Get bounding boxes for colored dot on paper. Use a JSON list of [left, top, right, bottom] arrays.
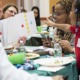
[[27, 27, 29, 29], [28, 30, 30, 33], [24, 14, 26, 18], [21, 24, 24, 28], [26, 23, 28, 26]]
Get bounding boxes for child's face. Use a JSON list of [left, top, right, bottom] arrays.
[[69, 1, 76, 25], [53, 4, 68, 24]]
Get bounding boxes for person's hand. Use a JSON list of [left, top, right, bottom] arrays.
[[18, 36, 27, 45], [59, 40, 73, 53], [0, 2, 3, 18], [52, 75, 64, 80], [42, 38, 51, 47], [45, 18, 55, 27], [42, 37, 52, 47]]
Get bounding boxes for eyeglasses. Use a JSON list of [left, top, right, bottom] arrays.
[[52, 12, 65, 17], [7, 10, 17, 15]]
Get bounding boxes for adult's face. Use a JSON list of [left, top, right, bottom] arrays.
[[3, 6, 17, 19], [53, 4, 68, 24]]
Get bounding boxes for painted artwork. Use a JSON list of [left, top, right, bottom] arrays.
[[1, 11, 37, 45]]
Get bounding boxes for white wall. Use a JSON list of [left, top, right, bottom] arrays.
[[17, 0, 21, 12], [32, 0, 39, 6], [24, 0, 33, 11], [39, 0, 49, 17], [24, 0, 50, 17]]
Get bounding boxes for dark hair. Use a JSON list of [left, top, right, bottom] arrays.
[[31, 6, 40, 19], [3, 3, 18, 13], [31, 6, 41, 26], [56, 0, 73, 40], [21, 9, 27, 13]]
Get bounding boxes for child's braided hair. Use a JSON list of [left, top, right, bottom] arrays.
[[56, 0, 73, 14]]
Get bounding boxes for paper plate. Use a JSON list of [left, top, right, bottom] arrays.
[[4, 45, 14, 50], [26, 53, 40, 59], [34, 57, 75, 67]]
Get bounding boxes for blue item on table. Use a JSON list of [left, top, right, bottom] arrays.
[[33, 64, 40, 69], [23, 63, 34, 70], [16, 64, 22, 68]]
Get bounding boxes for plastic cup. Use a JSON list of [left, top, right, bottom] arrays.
[[53, 49, 62, 57], [37, 26, 42, 32], [8, 52, 26, 64]]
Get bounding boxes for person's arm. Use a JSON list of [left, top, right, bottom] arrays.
[[59, 40, 75, 53], [45, 19, 71, 32], [18, 36, 27, 45]]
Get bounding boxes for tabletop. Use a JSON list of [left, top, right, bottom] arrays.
[[25, 55, 78, 80], [7, 46, 78, 80]]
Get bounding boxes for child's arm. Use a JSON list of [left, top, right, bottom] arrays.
[[45, 19, 71, 32]]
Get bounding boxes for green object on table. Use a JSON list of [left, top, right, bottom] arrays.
[[37, 26, 42, 32], [8, 53, 26, 64]]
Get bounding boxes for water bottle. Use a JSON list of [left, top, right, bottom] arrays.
[[54, 43, 62, 57], [19, 40, 26, 52]]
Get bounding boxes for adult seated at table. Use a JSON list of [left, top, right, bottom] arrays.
[[1, 3, 18, 19]]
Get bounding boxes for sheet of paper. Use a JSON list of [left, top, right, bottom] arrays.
[[2, 11, 37, 46], [38, 66, 65, 72], [2, 17, 20, 45], [15, 12, 38, 38], [26, 11, 38, 37], [14, 13, 28, 37]]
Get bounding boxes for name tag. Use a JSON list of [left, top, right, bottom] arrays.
[[77, 38, 80, 48]]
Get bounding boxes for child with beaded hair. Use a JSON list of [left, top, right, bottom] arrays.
[[45, 0, 80, 72], [42, 0, 74, 52]]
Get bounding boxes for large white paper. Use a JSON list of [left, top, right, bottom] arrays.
[[14, 12, 37, 38], [2, 17, 20, 45], [1, 11, 37, 46], [0, 21, 4, 44]]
